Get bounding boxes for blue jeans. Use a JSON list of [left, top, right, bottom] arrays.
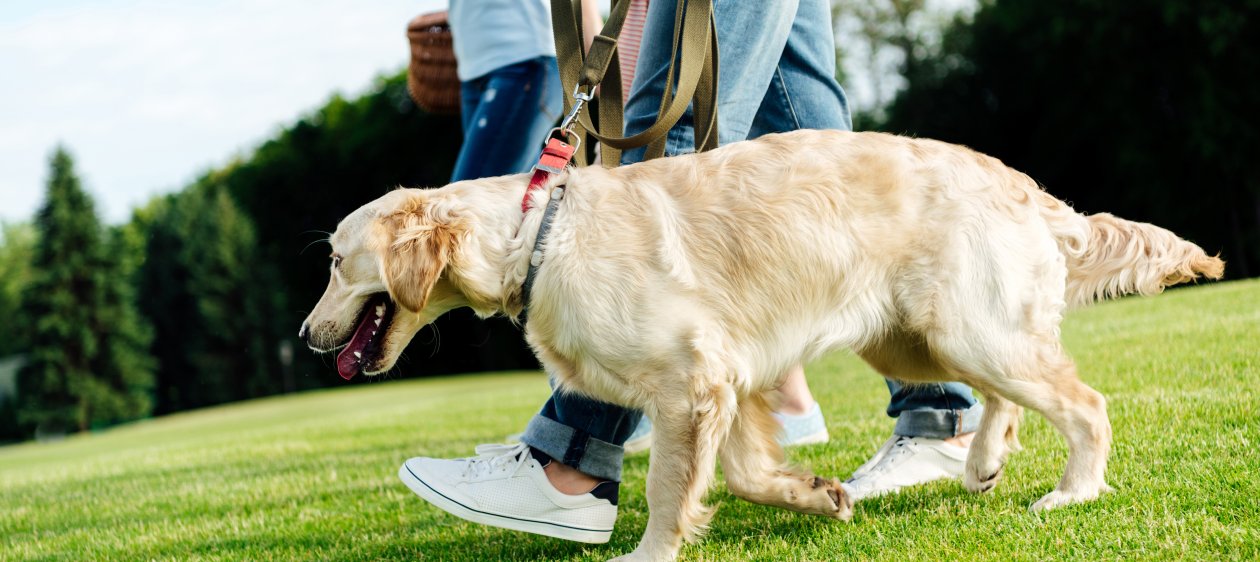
[[887, 380, 980, 439], [450, 56, 562, 182], [520, 0, 978, 481], [622, 0, 851, 161]]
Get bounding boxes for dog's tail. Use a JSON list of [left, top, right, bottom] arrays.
[[1040, 197, 1225, 307]]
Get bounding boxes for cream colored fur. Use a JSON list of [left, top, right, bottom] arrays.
[[302, 130, 1223, 562]]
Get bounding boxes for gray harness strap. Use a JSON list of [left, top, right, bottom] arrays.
[[521, 185, 566, 323]]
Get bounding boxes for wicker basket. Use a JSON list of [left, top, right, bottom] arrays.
[[407, 11, 460, 115]]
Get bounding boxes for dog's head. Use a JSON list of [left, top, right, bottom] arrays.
[[299, 188, 468, 380]]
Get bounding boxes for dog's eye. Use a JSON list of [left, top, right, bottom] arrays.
[[331, 254, 342, 269]]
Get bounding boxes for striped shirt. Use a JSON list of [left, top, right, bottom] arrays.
[[617, 0, 650, 104]]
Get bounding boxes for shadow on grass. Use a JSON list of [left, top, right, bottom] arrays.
[[397, 525, 637, 561]]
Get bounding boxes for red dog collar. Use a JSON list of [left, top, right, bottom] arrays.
[[522, 137, 578, 212]]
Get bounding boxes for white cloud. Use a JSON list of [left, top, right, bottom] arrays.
[[0, 0, 444, 224]]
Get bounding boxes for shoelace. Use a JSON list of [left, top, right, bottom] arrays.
[[461, 442, 533, 480], [865, 436, 917, 477]]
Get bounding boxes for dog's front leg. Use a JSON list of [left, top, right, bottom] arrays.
[[612, 387, 737, 562], [718, 394, 852, 520]]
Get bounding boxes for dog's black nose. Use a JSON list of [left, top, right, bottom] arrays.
[[298, 322, 310, 344]]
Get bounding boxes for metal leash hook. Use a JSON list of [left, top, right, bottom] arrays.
[[546, 84, 595, 151], [561, 85, 595, 132]]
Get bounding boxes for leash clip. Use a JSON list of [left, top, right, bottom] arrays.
[[522, 86, 586, 213], [559, 85, 595, 133]]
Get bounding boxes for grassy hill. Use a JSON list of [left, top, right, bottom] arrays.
[[3, 280, 1258, 561]]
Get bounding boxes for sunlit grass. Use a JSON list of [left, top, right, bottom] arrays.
[[3, 279, 1258, 561]]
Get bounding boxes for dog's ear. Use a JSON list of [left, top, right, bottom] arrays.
[[376, 196, 462, 312]]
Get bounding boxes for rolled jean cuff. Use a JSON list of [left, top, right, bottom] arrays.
[[520, 414, 625, 482], [893, 402, 984, 439]]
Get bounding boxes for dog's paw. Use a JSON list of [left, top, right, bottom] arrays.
[[963, 460, 1004, 494], [1029, 485, 1108, 512], [807, 476, 853, 521]]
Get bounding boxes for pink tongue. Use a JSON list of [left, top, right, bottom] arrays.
[[335, 306, 380, 380], [335, 347, 361, 380]]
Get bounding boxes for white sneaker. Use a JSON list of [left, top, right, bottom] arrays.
[[842, 435, 968, 501], [399, 442, 618, 543], [772, 402, 830, 446]]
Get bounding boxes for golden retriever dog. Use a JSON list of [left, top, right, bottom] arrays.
[[300, 130, 1222, 561]]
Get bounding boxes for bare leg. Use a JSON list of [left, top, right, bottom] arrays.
[[776, 363, 816, 416], [543, 461, 602, 494]]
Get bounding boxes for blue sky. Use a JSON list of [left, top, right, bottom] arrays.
[[1, 0, 444, 224]]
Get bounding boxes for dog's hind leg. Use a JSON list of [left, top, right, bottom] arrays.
[[1012, 363, 1113, 511], [620, 382, 738, 562], [947, 340, 1112, 511], [963, 393, 1022, 494], [718, 393, 852, 520]]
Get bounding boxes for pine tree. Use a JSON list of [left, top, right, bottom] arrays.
[[86, 226, 155, 427], [16, 147, 154, 435], [136, 181, 280, 413]]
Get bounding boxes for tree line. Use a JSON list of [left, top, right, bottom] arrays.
[[0, 0, 1254, 442]]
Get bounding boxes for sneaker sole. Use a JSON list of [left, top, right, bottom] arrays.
[[782, 428, 830, 447], [398, 463, 613, 544]]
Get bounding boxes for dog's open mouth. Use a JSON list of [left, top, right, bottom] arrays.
[[335, 293, 394, 380]]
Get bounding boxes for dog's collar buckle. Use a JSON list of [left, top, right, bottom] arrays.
[[522, 138, 578, 212]]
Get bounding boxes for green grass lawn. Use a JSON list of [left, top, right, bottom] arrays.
[[3, 280, 1258, 561]]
